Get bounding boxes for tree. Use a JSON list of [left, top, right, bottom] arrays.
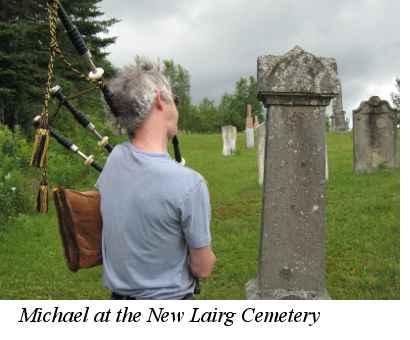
[[247, 76, 264, 124], [218, 93, 235, 127], [194, 98, 219, 133], [0, 0, 47, 130], [217, 76, 263, 130], [163, 59, 192, 132], [0, 0, 118, 132], [391, 77, 400, 125]]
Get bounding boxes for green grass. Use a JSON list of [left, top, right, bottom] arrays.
[[0, 132, 399, 299]]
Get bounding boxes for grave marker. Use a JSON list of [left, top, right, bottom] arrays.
[[353, 96, 397, 173], [246, 46, 337, 299]]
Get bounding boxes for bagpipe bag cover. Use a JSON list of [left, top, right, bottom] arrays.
[[53, 188, 102, 271]]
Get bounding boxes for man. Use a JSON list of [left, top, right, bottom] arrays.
[[96, 60, 216, 300]]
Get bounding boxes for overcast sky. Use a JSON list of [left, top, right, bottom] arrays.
[[98, 0, 400, 121]]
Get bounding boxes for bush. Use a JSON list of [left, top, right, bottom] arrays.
[[0, 125, 33, 228], [0, 99, 112, 230]]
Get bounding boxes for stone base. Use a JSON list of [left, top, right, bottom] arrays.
[[245, 279, 331, 300]]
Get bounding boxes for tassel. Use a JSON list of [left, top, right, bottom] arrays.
[[30, 128, 50, 168], [36, 180, 49, 213]]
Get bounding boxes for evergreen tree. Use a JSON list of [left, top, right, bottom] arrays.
[[0, 0, 118, 132], [0, 0, 47, 130]]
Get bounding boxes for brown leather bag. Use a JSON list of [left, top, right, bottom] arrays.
[[53, 187, 102, 272]]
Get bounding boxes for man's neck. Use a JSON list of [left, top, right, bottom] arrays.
[[131, 126, 168, 154]]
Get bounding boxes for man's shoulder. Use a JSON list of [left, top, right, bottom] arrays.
[[102, 141, 127, 166], [165, 162, 206, 193], [110, 141, 129, 158]]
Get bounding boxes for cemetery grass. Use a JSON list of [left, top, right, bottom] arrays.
[[0, 132, 399, 299]]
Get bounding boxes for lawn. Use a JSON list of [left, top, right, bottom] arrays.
[[0, 131, 400, 299]]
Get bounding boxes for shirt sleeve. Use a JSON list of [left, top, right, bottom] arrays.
[[95, 173, 102, 191], [180, 179, 212, 249]]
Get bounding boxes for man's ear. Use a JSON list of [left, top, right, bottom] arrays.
[[153, 90, 164, 111]]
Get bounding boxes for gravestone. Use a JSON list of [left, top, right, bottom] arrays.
[[221, 125, 237, 156], [330, 78, 348, 132], [353, 96, 397, 173], [246, 46, 337, 300], [322, 105, 331, 181], [256, 121, 320, 185], [245, 104, 255, 148], [325, 143, 329, 181], [256, 122, 266, 186]]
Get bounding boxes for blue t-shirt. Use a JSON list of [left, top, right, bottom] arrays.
[[95, 141, 211, 299]]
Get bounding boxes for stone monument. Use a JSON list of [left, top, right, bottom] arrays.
[[353, 96, 397, 173], [330, 78, 348, 132], [321, 105, 330, 181], [325, 143, 329, 181], [246, 46, 337, 300], [245, 104, 255, 148], [221, 125, 237, 156], [256, 122, 266, 186]]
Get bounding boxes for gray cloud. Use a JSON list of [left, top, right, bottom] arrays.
[[99, 0, 400, 120]]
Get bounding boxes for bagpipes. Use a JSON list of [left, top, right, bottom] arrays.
[[29, 0, 197, 285], [30, 0, 184, 211]]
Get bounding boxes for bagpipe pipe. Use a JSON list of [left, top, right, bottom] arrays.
[[29, 0, 200, 293], [36, 0, 183, 167]]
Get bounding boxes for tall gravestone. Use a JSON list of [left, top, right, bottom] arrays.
[[321, 105, 331, 181], [256, 121, 322, 185], [246, 46, 337, 300], [331, 78, 348, 132], [353, 96, 397, 173], [245, 104, 255, 148], [256, 122, 266, 186], [325, 143, 329, 181], [221, 125, 237, 156]]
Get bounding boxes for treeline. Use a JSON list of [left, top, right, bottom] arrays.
[[163, 59, 264, 133], [1, 0, 263, 137]]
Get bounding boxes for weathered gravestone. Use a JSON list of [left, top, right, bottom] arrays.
[[221, 125, 237, 156], [256, 122, 266, 186], [246, 46, 337, 299], [245, 104, 255, 148], [256, 121, 325, 185], [321, 104, 331, 181], [325, 143, 329, 181], [353, 96, 397, 173], [330, 78, 348, 132]]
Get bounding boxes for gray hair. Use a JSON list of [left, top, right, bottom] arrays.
[[108, 58, 174, 139]]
